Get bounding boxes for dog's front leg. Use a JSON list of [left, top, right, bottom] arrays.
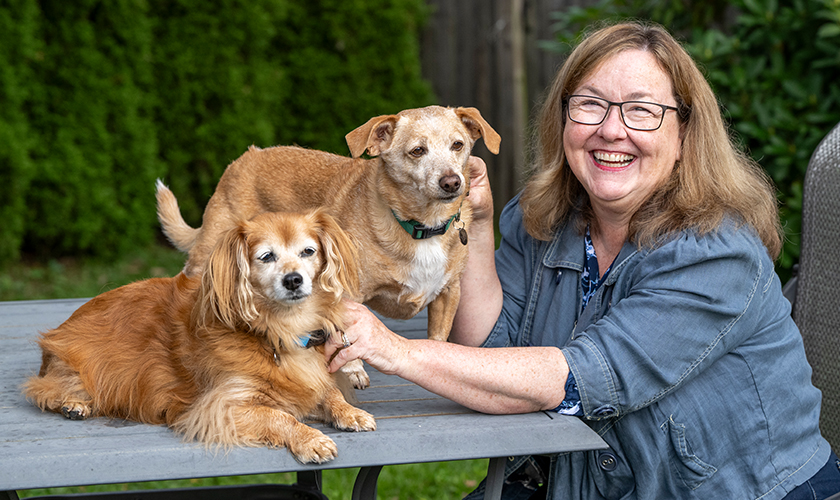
[[426, 281, 462, 341], [340, 359, 370, 390], [232, 405, 339, 464], [320, 386, 376, 432]]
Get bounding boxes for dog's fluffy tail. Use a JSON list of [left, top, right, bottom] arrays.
[[155, 179, 200, 253]]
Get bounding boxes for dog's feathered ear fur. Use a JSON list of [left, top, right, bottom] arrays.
[[311, 210, 360, 302], [345, 114, 399, 158], [197, 223, 258, 330], [454, 107, 501, 155]]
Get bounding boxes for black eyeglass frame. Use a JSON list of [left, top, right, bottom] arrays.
[[565, 94, 680, 131]]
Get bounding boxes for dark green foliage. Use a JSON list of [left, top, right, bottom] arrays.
[[148, 0, 292, 224], [1, 1, 43, 263], [273, 0, 432, 153], [20, 0, 159, 259], [0, 0, 433, 264], [544, 0, 840, 281]]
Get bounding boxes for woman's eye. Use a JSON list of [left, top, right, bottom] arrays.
[[628, 105, 656, 116], [579, 99, 604, 109], [300, 247, 316, 257], [259, 252, 276, 263], [451, 141, 464, 151], [409, 146, 427, 157]]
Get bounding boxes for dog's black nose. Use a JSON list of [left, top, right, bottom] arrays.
[[282, 272, 304, 291], [439, 175, 461, 193]]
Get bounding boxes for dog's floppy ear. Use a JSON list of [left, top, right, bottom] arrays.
[[454, 107, 501, 155], [345, 114, 399, 158], [311, 210, 360, 301], [198, 223, 258, 330]]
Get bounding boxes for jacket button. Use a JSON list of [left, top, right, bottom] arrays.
[[598, 452, 617, 471]]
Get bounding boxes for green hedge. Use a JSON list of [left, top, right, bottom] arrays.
[[0, 1, 40, 264], [0, 0, 433, 265], [545, 0, 840, 281]]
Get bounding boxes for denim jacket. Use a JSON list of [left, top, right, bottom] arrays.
[[480, 196, 829, 500]]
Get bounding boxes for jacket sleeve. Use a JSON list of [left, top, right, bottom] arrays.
[[561, 224, 774, 418]]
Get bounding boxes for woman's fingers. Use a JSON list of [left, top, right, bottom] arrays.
[[326, 300, 406, 376], [467, 156, 494, 222]]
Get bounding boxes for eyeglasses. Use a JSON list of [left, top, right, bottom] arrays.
[[566, 95, 679, 131]]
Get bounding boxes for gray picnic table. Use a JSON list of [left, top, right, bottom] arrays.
[[0, 298, 607, 499]]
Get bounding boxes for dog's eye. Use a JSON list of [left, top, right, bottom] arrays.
[[409, 146, 426, 157], [258, 252, 276, 263], [300, 247, 316, 257], [452, 141, 464, 151]]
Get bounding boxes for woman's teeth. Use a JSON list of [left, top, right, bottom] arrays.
[[594, 152, 635, 167]]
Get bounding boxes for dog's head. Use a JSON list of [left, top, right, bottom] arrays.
[[345, 106, 500, 203], [198, 210, 359, 331]]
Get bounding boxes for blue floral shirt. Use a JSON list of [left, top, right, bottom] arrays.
[[555, 226, 610, 416]]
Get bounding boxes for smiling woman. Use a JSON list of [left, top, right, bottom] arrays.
[[323, 20, 840, 500], [560, 48, 683, 266]]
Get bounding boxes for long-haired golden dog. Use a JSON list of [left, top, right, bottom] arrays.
[[23, 210, 375, 464]]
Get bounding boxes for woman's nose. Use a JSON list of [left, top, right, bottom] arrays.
[[598, 105, 628, 140]]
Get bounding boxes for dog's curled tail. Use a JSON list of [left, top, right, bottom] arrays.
[[155, 179, 200, 253]]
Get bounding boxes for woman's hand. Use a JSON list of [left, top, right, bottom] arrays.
[[325, 300, 408, 376], [467, 156, 494, 224]]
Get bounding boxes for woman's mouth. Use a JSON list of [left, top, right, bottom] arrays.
[[593, 151, 635, 169]]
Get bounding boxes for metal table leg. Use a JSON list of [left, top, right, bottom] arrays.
[[352, 465, 384, 500], [483, 457, 506, 500]]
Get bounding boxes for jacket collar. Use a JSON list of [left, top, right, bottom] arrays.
[[541, 215, 638, 285]]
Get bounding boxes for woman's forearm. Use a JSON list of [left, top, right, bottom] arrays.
[[326, 302, 568, 415], [449, 216, 503, 347], [449, 155, 503, 347], [394, 339, 568, 414]]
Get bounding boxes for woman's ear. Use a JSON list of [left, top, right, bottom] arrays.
[[313, 210, 360, 301], [199, 224, 257, 329]]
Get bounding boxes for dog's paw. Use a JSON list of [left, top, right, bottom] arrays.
[[347, 370, 370, 390], [334, 408, 376, 433], [340, 359, 370, 390], [288, 428, 338, 464], [60, 402, 90, 420]]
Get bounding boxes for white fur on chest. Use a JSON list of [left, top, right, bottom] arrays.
[[402, 238, 449, 306]]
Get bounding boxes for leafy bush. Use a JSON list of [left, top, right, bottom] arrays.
[[19, 0, 159, 260], [0, 1, 40, 263], [0, 0, 433, 265], [543, 0, 840, 281]]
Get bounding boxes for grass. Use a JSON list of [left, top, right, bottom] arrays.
[[0, 243, 187, 302], [4, 244, 488, 499]]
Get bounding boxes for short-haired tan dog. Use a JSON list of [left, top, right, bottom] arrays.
[[156, 106, 500, 388]]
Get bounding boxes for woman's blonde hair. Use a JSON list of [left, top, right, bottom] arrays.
[[520, 21, 782, 258]]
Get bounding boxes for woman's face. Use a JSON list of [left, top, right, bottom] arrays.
[[563, 49, 682, 220]]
